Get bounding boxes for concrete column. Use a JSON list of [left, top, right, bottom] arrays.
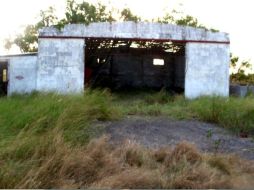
[[185, 42, 230, 99], [37, 38, 85, 93]]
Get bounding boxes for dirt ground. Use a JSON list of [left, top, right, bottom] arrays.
[[95, 116, 254, 160]]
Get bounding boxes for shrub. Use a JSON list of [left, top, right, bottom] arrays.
[[190, 97, 254, 135]]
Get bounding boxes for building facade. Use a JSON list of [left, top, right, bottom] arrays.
[[0, 22, 230, 98]]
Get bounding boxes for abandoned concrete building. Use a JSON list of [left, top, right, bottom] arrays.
[[0, 22, 230, 98]]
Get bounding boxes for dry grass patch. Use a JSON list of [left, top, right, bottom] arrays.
[[94, 168, 162, 189], [164, 142, 202, 166], [1, 134, 253, 189]]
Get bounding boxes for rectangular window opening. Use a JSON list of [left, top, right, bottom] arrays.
[[3, 69, 7, 82], [153, 58, 164, 66]]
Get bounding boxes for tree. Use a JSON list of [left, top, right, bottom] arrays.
[[120, 8, 140, 22], [5, 0, 215, 53], [157, 9, 219, 32], [5, 0, 116, 52], [57, 0, 115, 27], [5, 7, 58, 53], [230, 53, 254, 85]]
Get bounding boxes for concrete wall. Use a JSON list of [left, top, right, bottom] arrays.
[[8, 55, 37, 94], [39, 22, 230, 97], [185, 43, 230, 99], [40, 22, 229, 43], [37, 38, 85, 93]]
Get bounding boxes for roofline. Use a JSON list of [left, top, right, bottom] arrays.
[[39, 36, 230, 44], [0, 52, 38, 58]]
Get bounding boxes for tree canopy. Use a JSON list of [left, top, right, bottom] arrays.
[[230, 54, 254, 85], [5, 0, 216, 53]]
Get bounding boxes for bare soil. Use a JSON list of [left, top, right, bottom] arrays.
[[95, 116, 254, 160]]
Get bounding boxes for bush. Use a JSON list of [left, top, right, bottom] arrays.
[[190, 97, 254, 135]]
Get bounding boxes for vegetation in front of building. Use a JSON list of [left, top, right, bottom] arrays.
[[114, 90, 254, 135], [0, 90, 254, 188], [1, 135, 253, 189]]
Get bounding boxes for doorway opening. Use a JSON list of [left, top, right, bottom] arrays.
[[0, 61, 8, 96], [84, 38, 185, 94]]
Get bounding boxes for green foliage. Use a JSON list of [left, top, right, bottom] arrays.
[[144, 89, 174, 104], [230, 53, 254, 85], [230, 53, 239, 68], [5, 7, 58, 52], [230, 73, 254, 85], [113, 91, 254, 135], [0, 91, 254, 188], [1, 90, 253, 149], [175, 15, 204, 28], [5, 0, 215, 53], [5, 1, 116, 52], [121, 8, 141, 22], [0, 90, 122, 187], [0, 91, 120, 148], [157, 13, 174, 24], [12, 25, 38, 53], [189, 96, 254, 135], [230, 53, 252, 74], [157, 10, 219, 32], [58, 0, 115, 27]]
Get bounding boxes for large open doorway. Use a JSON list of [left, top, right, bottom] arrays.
[[0, 61, 8, 96], [84, 38, 185, 93]]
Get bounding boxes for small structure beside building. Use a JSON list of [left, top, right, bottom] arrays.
[[230, 84, 254, 97], [0, 22, 230, 98]]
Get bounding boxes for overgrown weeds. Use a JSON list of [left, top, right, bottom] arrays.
[[0, 90, 254, 188], [1, 136, 254, 188], [113, 90, 254, 135], [189, 96, 254, 135]]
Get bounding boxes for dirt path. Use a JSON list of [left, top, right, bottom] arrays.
[[95, 116, 254, 160]]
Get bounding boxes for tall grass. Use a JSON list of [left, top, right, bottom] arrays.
[[0, 90, 122, 188], [0, 90, 120, 146], [1, 136, 254, 188], [113, 90, 254, 135], [189, 96, 254, 135], [0, 90, 254, 188]]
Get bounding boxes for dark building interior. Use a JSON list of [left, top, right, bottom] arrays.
[[0, 61, 8, 96], [85, 38, 185, 92]]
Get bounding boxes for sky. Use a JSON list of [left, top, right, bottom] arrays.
[[0, 0, 253, 66]]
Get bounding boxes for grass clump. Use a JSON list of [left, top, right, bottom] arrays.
[[0, 90, 120, 147], [0, 90, 121, 188], [1, 136, 253, 188], [0, 89, 254, 188], [164, 142, 202, 166], [189, 96, 254, 135], [144, 89, 174, 104], [113, 91, 254, 135]]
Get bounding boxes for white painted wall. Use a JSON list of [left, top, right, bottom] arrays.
[[39, 22, 230, 97], [8, 56, 37, 94], [185, 43, 230, 99], [0, 23, 230, 97], [37, 38, 85, 93], [40, 22, 229, 42]]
